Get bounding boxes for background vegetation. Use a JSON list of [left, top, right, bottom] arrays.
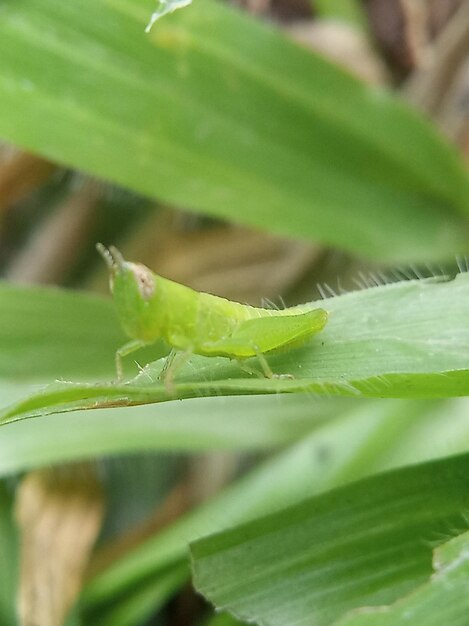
[[1, 1, 469, 624]]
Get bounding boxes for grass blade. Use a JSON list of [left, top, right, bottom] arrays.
[[0, 283, 124, 381], [3, 274, 469, 424], [0, 0, 468, 259], [0, 395, 342, 476], [191, 453, 469, 626]]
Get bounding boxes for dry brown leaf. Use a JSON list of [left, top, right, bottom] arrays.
[[154, 228, 318, 305], [270, 0, 312, 21], [235, 0, 271, 15], [400, 0, 432, 69], [7, 179, 101, 284], [287, 19, 388, 84], [16, 465, 104, 626], [403, 2, 469, 146], [437, 59, 469, 154], [0, 148, 55, 214], [365, 0, 462, 75]]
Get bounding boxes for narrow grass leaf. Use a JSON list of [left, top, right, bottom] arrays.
[[3, 274, 469, 424], [0, 0, 468, 259], [191, 453, 469, 626], [83, 410, 391, 608], [83, 398, 469, 612], [0, 395, 343, 476], [0, 483, 18, 626], [84, 564, 188, 626], [0, 283, 124, 381]]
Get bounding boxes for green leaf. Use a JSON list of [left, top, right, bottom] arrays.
[[83, 408, 387, 609], [3, 273, 469, 425], [336, 531, 469, 626], [84, 564, 188, 626], [0, 394, 342, 476], [0, 282, 124, 381], [83, 397, 469, 613], [0, 483, 18, 626], [361, 397, 469, 475], [204, 613, 246, 626], [314, 0, 367, 29], [191, 453, 469, 626], [0, 0, 468, 260]]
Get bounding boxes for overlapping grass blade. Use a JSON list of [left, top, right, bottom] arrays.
[[0, 395, 343, 476], [0, 283, 124, 381], [83, 398, 469, 617], [0, 0, 468, 259], [191, 453, 469, 626]]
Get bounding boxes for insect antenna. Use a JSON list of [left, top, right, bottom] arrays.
[[96, 243, 115, 270], [96, 243, 128, 277], [108, 245, 126, 270]]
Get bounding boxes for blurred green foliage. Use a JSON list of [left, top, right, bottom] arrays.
[[1, 1, 469, 625]]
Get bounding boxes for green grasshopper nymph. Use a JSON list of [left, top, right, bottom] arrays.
[[97, 244, 328, 383]]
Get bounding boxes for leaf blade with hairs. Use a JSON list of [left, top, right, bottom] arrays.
[[2, 274, 469, 424]]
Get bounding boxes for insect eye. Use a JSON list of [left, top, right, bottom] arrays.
[[131, 263, 155, 300]]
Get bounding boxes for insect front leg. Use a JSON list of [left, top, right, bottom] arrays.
[[115, 340, 147, 381]]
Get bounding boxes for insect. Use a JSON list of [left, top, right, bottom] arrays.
[[97, 244, 328, 383]]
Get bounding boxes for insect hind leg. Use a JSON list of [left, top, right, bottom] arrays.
[[239, 345, 294, 380], [158, 348, 193, 393]]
